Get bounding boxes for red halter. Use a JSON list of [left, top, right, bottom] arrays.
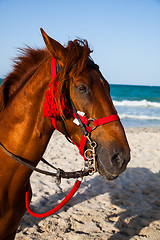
[[25, 57, 120, 218], [48, 57, 120, 160], [52, 113, 119, 159]]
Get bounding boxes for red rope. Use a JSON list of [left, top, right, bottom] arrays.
[[25, 180, 81, 218]]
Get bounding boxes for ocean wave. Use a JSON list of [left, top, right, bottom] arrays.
[[113, 99, 160, 108], [120, 114, 160, 120]]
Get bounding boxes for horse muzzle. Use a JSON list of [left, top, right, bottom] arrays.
[[96, 142, 130, 180]]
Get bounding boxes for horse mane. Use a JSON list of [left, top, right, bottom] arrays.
[[0, 39, 92, 116], [0, 47, 50, 112]]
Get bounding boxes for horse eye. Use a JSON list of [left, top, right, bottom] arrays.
[[76, 85, 87, 93]]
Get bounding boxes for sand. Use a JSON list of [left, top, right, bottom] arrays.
[[15, 127, 160, 240]]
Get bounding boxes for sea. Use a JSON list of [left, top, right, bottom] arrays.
[[0, 78, 159, 127], [110, 84, 160, 127]]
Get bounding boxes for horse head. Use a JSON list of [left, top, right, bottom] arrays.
[[41, 29, 130, 180]]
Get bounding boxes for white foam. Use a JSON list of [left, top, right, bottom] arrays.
[[113, 100, 160, 108], [120, 114, 160, 120]]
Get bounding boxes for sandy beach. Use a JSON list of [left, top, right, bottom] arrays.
[[15, 127, 160, 240]]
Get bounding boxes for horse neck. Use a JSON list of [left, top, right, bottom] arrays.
[[0, 58, 54, 166]]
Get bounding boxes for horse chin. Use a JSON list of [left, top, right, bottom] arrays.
[[98, 168, 119, 181], [96, 156, 119, 180]]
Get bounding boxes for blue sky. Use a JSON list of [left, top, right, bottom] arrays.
[[0, 0, 160, 86]]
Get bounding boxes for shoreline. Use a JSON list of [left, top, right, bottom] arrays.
[[16, 126, 160, 240], [125, 125, 160, 133]]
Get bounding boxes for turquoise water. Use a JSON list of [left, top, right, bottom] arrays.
[[0, 78, 159, 127], [110, 84, 160, 127]]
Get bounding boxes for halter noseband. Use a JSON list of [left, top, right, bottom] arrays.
[[52, 58, 120, 174]]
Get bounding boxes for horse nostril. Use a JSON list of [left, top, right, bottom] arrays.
[[111, 153, 124, 168]]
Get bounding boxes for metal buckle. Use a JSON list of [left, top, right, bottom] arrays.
[[88, 118, 97, 131], [84, 141, 97, 174]]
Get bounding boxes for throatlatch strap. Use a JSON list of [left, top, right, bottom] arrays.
[[25, 180, 81, 218]]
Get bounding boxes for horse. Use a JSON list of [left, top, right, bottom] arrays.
[[0, 28, 130, 239]]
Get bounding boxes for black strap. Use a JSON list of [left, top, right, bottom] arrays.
[[0, 142, 92, 179], [41, 157, 57, 170], [69, 98, 88, 137], [56, 58, 98, 139], [60, 119, 73, 144]]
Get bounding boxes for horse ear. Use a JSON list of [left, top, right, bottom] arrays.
[[40, 28, 67, 61]]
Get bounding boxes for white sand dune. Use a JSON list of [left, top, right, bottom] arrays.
[[16, 127, 160, 240]]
